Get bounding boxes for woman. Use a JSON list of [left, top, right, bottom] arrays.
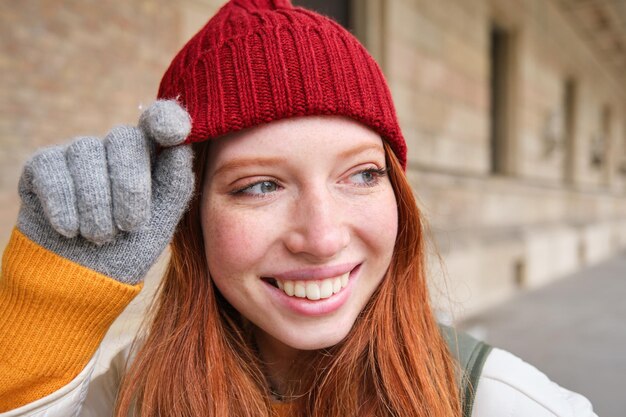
[[0, 1, 596, 416]]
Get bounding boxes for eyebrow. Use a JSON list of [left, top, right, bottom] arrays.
[[212, 157, 287, 177], [212, 142, 385, 177], [337, 142, 385, 160]]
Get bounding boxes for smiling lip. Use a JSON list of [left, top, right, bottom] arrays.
[[270, 263, 358, 281], [262, 264, 361, 316], [264, 263, 355, 300]]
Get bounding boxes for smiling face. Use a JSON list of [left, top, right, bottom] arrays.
[[200, 116, 398, 354]]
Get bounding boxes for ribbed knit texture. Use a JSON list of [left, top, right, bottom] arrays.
[[158, 0, 407, 168], [0, 229, 142, 412]]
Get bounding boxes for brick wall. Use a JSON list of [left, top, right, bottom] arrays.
[[0, 0, 223, 250], [401, 0, 623, 182], [373, 0, 626, 315], [379, 0, 626, 231]]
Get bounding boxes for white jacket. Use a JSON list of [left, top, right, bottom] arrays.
[[0, 334, 597, 417]]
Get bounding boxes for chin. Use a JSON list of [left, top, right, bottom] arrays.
[[276, 323, 354, 351]]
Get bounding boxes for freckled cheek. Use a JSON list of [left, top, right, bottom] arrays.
[[376, 213, 399, 261], [201, 207, 276, 280], [350, 193, 399, 254]]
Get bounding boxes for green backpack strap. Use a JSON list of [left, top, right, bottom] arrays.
[[439, 324, 493, 417]]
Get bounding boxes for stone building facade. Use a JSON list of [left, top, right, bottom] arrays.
[[368, 0, 626, 317], [1, 0, 625, 319]]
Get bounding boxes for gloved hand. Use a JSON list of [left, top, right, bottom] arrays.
[[16, 100, 195, 285]]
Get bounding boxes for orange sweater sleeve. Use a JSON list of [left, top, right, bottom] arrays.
[[0, 228, 142, 412]]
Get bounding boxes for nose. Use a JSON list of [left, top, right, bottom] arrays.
[[283, 186, 350, 260]]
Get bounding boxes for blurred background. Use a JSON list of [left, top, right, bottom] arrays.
[[1, 0, 625, 415]]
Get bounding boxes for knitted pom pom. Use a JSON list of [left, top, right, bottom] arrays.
[[138, 100, 191, 147]]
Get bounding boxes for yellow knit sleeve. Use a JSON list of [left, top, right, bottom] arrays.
[[0, 228, 143, 412]]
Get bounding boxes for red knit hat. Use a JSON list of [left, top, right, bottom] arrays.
[[158, 0, 407, 168]]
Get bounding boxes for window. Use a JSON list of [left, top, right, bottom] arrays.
[[600, 105, 612, 185], [293, 0, 352, 30], [563, 78, 577, 184], [489, 24, 516, 175]]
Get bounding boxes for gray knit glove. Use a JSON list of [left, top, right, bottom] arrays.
[[16, 100, 194, 285]]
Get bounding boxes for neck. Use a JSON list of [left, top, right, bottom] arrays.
[[254, 331, 304, 399]]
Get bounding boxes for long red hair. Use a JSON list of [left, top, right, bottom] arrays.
[[115, 139, 460, 417]]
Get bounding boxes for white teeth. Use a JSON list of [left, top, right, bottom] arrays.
[[320, 280, 333, 299], [294, 281, 306, 298], [283, 280, 294, 296], [273, 272, 350, 300], [341, 273, 349, 287], [306, 282, 321, 300]]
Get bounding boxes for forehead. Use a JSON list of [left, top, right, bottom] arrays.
[[206, 115, 384, 166]]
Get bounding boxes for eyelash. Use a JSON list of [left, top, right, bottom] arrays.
[[229, 167, 389, 198], [350, 167, 389, 187], [230, 179, 282, 198]]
